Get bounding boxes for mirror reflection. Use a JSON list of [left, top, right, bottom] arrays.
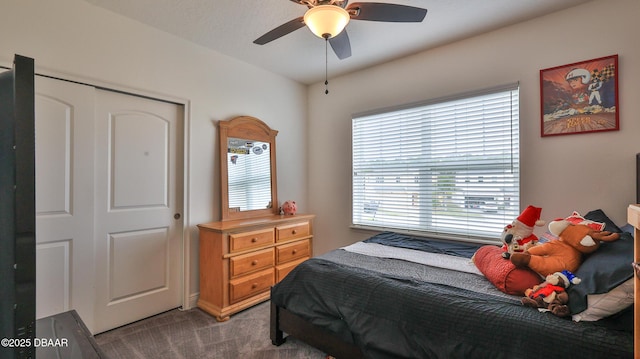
[[227, 137, 272, 212], [219, 116, 278, 221]]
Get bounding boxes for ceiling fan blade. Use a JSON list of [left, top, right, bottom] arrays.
[[329, 30, 352, 60], [347, 2, 427, 22], [253, 17, 306, 45]]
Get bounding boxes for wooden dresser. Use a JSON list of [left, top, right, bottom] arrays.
[[197, 214, 314, 321], [626, 204, 639, 359]]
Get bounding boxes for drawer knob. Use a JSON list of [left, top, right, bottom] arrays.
[[251, 237, 258, 243], [292, 249, 298, 254], [251, 260, 258, 266], [251, 283, 258, 289], [292, 230, 297, 235]]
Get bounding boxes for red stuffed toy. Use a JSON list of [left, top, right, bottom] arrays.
[[521, 270, 581, 317], [500, 205, 545, 259]]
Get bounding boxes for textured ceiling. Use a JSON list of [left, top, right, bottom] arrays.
[[83, 0, 593, 85]]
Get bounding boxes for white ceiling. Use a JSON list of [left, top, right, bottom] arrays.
[[83, 0, 593, 85]]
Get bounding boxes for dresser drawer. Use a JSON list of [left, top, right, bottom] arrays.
[[230, 248, 274, 278], [230, 228, 274, 252], [276, 239, 310, 264], [276, 221, 310, 242], [229, 268, 274, 304]]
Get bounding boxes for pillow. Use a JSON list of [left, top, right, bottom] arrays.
[[619, 223, 635, 237], [567, 231, 634, 316], [472, 245, 542, 296], [583, 209, 622, 233], [571, 278, 633, 322]]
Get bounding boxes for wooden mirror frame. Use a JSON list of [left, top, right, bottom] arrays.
[[219, 116, 278, 221]]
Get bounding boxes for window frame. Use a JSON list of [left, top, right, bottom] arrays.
[[350, 83, 520, 243]]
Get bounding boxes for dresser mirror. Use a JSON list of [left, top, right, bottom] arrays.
[[219, 116, 278, 221]]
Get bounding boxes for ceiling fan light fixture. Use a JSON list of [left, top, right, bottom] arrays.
[[304, 5, 350, 39]]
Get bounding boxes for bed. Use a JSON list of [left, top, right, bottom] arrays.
[[270, 214, 634, 359]]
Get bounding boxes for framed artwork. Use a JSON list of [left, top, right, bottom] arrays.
[[540, 54, 618, 137]]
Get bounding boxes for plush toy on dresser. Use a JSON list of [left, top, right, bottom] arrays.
[[281, 200, 297, 215], [510, 219, 620, 276], [500, 205, 545, 259], [521, 270, 581, 317]]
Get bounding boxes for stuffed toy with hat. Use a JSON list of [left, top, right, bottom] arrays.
[[521, 270, 581, 317], [500, 205, 545, 259], [510, 219, 620, 276]]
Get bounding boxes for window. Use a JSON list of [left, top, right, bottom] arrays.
[[352, 84, 519, 242]]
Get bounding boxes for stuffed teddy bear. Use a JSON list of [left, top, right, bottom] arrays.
[[500, 205, 545, 259], [521, 270, 581, 317], [510, 219, 620, 276]]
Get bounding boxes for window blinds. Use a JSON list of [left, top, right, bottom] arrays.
[[352, 84, 519, 241]]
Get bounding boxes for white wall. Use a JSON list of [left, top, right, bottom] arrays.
[[307, 0, 640, 254], [0, 0, 308, 302]]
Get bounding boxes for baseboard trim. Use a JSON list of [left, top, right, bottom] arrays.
[[182, 292, 199, 310]]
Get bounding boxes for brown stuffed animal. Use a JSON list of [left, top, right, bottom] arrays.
[[510, 220, 619, 277], [521, 270, 581, 317]]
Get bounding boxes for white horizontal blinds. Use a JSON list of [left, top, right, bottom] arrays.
[[227, 139, 272, 211], [352, 85, 520, 240]]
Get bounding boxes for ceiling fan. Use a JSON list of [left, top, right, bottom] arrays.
[[253, 0, 428, 60]]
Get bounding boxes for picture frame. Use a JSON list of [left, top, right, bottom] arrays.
[[540, 54, 618, 137]]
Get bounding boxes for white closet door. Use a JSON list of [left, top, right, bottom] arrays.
[[34, 77, 97, 330], [92, 89, 183, 334], [34, 77, 184, 334]]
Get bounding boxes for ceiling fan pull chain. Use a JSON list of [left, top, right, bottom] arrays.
[[324, 37, 329, 95]]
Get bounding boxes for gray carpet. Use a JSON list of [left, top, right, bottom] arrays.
[[94, 301, 327, 359]]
